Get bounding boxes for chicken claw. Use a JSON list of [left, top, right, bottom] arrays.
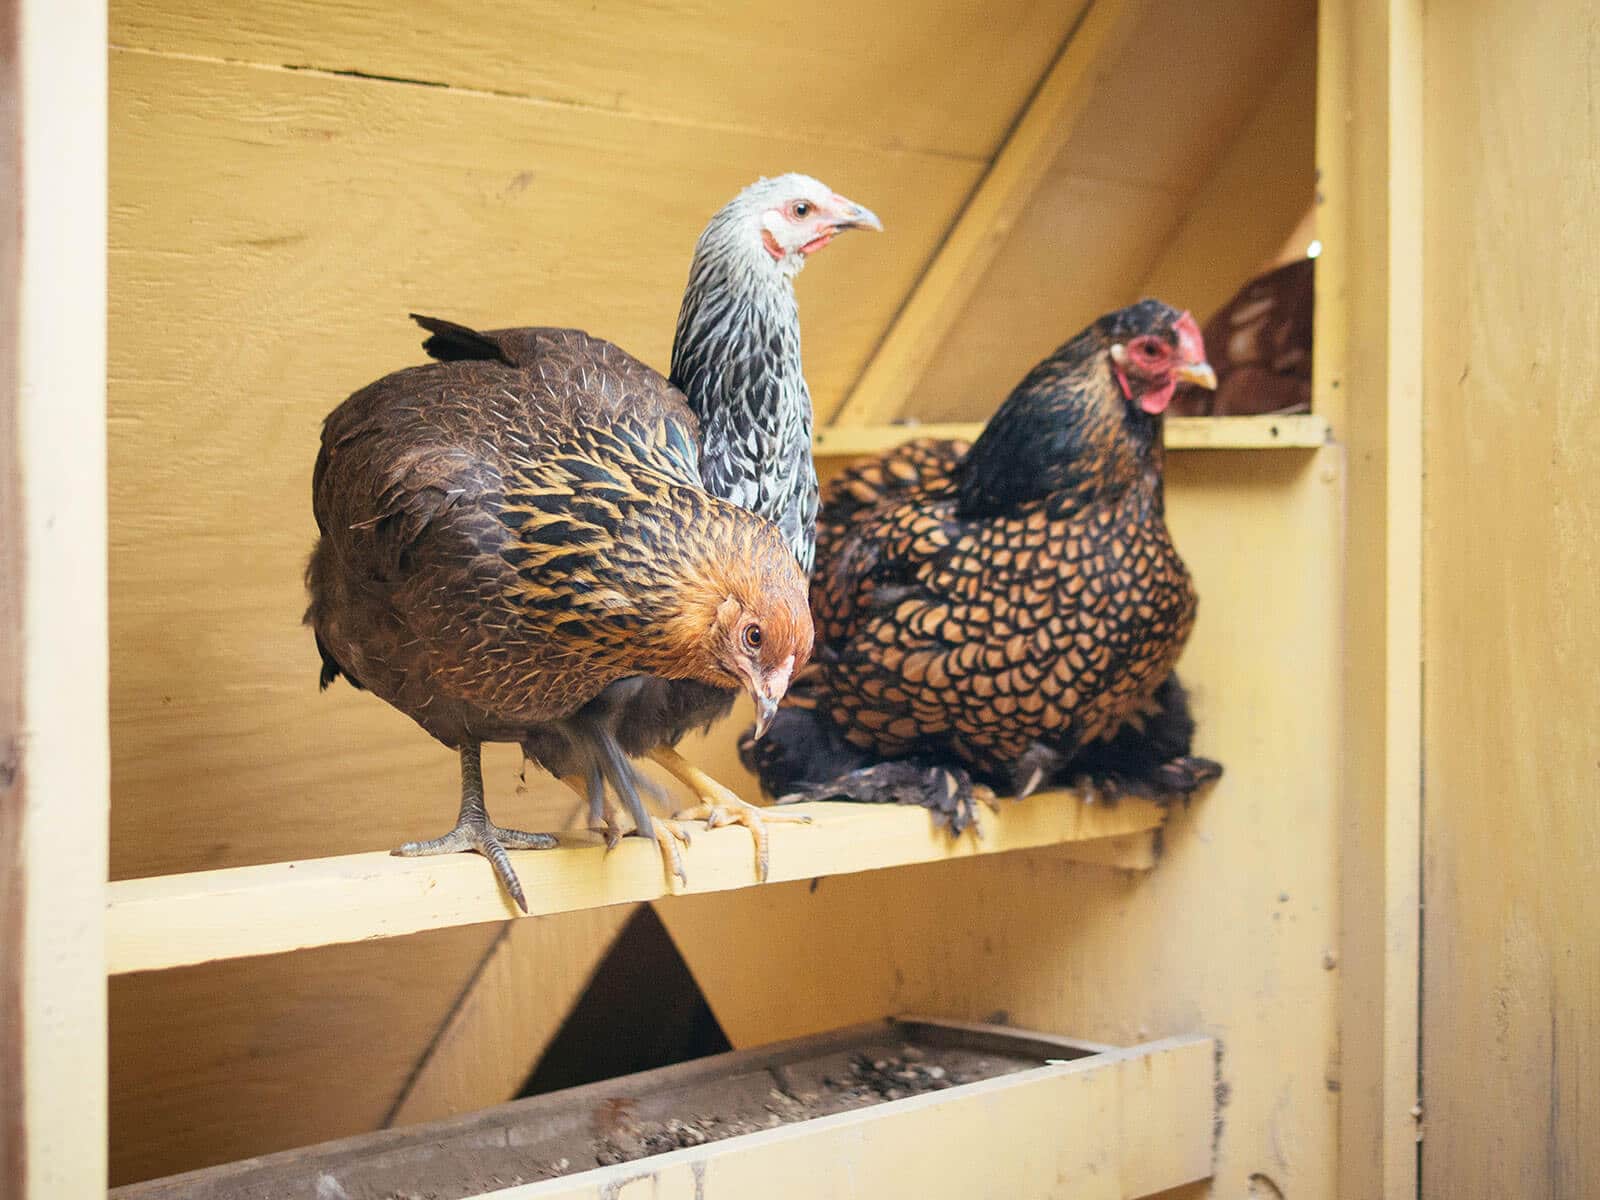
[[650, 746, 811, 882], [394, 743, 557, 913], [650, 816, 694, 887]]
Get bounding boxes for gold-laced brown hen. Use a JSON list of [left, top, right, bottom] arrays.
[[306, 324, 812, 909], [742, 300, 1221, 831]]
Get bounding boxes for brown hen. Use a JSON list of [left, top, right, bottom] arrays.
[[306, 323, 812, 908], [743, 300, 1222, 831]]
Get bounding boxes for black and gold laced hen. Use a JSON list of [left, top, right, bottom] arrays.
[[307, 321, 812, 909], [742, 300, 1223, 832]]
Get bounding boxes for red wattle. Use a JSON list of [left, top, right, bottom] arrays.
[[1140, 382, 1176, 415]]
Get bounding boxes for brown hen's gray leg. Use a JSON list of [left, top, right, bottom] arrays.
[[393, 742, 557, 913]]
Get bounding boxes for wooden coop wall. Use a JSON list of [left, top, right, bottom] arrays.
[[1419, 0, 1600, 1195], [104, 1, 1343, 1196]]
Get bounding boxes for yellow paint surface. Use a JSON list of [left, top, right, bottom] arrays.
[[1420, 0, 1600, 1193]]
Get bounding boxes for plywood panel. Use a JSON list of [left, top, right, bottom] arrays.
[[663, 448, 1345, 1199], [1420, 0, 1600, 1195], [388, 906, 636, 1129], [110, 923, 502, 1185], [107, 48, 975, 881], [111, 0, 1085, 162], [1138, 19, 1317, 324], [911, 0, 1316, 424]]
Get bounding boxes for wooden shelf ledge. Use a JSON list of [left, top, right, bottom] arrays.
[[813, 412, 1330, 458], [107, 793, 1165, 975]]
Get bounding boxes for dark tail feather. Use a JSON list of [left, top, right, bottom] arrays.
[[410, 313, 514, 365], [312, 629, 361, 692]]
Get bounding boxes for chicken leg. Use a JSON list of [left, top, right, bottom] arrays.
[[394, 742, 557, 913], [562, 772, 692, 885], [650, 746, 811, 882]]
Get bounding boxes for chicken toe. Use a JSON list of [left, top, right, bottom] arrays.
[[393, 743, 557, 913], [650, 816, 693, 887], [650, 746, 810, 882]]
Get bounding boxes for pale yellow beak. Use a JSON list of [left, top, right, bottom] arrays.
[[1175, 361, 1218, 390]]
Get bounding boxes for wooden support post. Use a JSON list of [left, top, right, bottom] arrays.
[[825, 0, 1144, 427], [0, 0, 111, 1196], [1317, 1, 1423, 1196]]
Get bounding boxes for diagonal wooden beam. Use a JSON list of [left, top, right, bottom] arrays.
[[384, 904, 637, 1129], [826, 0, 1144, 427]]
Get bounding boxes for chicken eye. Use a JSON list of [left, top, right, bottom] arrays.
[[742, 624, 763, 651], [1137, 337, 1168, 359], [790, 200, 813, 220]]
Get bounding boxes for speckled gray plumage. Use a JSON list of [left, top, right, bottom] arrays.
[[670, 236, 818, 574], [604, 180, 827, 758]]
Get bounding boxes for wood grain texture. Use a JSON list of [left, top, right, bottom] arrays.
[[1420, 0, 1600, 1195], [909, 0, 1316, 425], [110, 923, 502, 1185], [663, 449, 1345, 1199], [109, 795, 1168, 974], [1316, 2, 1424, 1195], [109, 0, 1087, 162]]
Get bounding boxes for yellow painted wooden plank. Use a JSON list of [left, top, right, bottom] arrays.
[[1054, 832, 1159, 872], [111, 0, 1089, 162], [11, 2, 109, 1199], [1316, 2, 1423, 1197], [108, 795, 1165, 975], [386, 905, 636, 1129], [477, 1036, 1213, 1200], [828, 0, 1146, 426], [1419, 1, 1600, 1196], [815, 414, 1330, 458]]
